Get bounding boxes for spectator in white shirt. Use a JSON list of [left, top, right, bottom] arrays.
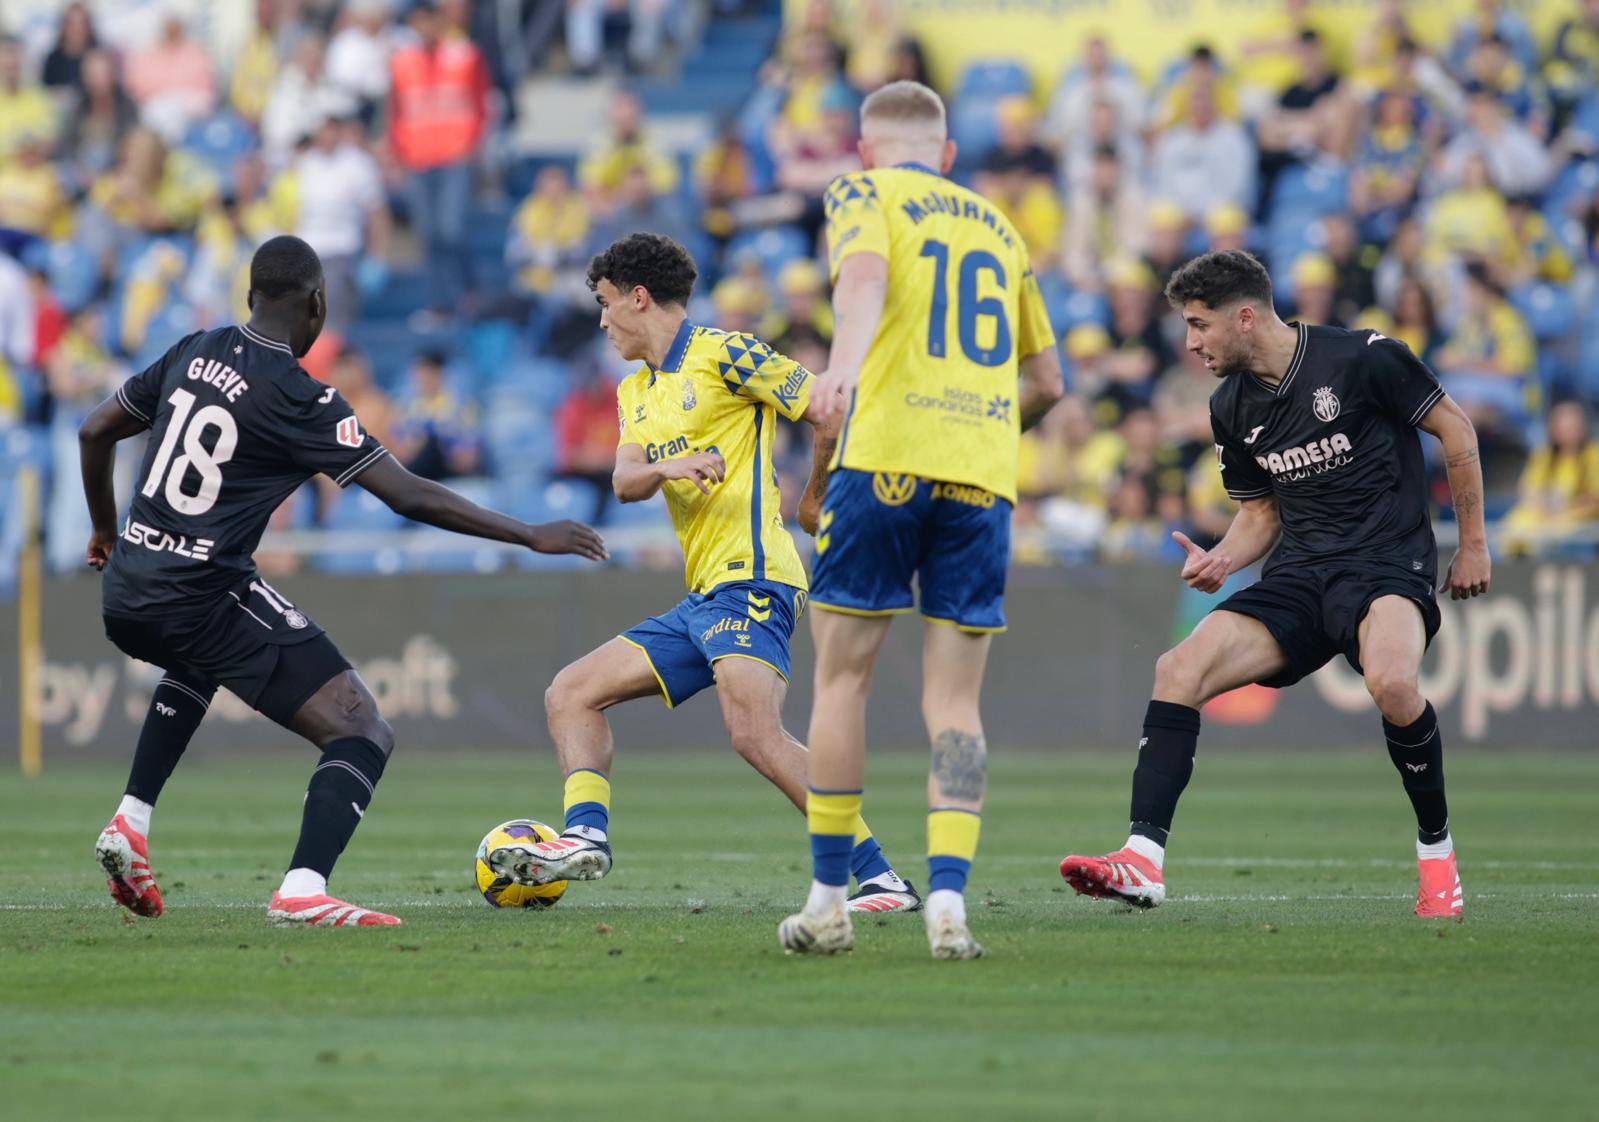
[[1436, 87, 1553, 199], [294, 113, 391, 335], [1150, 82, 1256, 223], [325, 0, 395, 126], [261, 33, 356, 165]]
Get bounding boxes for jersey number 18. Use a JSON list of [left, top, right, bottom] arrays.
[[918, 240, 1012, 367], [140, 387, 239, 516]]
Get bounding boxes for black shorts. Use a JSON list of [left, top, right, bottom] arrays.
[[103, 579, 352, 727], [1213, 562, 1442, 689]]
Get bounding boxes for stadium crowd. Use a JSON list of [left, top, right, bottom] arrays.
[[3, 0, 1598, 585]]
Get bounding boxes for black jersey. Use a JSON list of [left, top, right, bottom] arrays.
[[102, 325, 388, 619], [1209, 323, 1445, 581]]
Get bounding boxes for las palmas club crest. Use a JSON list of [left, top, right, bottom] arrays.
[[1312, 386, 1340, 423]]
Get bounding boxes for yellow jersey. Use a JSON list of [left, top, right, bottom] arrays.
[[616, 319, 813, 595], [824, 164, 1056, 503]]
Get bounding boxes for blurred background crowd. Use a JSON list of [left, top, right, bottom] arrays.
[[2, 0, 1597, 591]]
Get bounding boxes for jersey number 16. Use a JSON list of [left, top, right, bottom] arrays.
[[140, 387, 239, 516], [918, 240, 1012, 367]]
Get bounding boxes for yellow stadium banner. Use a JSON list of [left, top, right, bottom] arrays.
[[796, 0, 1566, 96]]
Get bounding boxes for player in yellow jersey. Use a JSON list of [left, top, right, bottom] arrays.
[[778, 83, 1063, 959], [487, 233, 920, 912]]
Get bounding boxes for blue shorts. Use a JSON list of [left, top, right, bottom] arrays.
[[809, 469, 1011, 632], [620, 579, 807, 708]]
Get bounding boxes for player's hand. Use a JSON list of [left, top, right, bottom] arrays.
[[86, 528, 117, 571], [1442, 543, 1491, 600], [526, 520, 609, 561], [798, 488, 825, 536], [657, 451, 726, 495], [808, 369, 855, 426], [1172, 531, 1231, 594]]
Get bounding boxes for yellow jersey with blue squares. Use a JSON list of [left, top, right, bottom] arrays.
[[616, 319, 812, 595], [824, 163, 1056, 503]]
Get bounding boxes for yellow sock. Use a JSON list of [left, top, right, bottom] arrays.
[[563, 768, 611, 834], [808, 790, 862, 887], [927, 807, 980, 894]]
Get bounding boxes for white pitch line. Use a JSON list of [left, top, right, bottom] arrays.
[[3, 893, 1597, 912]]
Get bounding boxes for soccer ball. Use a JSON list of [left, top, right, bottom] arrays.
[[474, 819, 568, 909]]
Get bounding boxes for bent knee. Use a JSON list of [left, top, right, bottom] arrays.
[[1364, 666, 1421, 717], [366, 719, 396, 758], [1153, 646, 1204, 703], [545, 665, 596, 715]]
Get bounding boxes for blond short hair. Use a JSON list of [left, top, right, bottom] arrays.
[[861, 80, 947, 133]]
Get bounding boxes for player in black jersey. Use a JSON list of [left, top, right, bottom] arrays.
[[1059, 250, 1491, 918], [81, 235, 607, 927]]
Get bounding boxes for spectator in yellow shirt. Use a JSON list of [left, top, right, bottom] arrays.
[[86, 127, 217, 239], [1503, 401, 1599, 555], [508, 165, 592, 298], [0, 36, 58, 162], [1424, 151, 1516, 273], [579, 90, 680, 216], [1434, 260, 1535, 426], [0, 134, 72, 255]]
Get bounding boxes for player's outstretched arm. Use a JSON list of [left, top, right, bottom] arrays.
[[355, 456, 607, 560], [1171, 496, 1281, 593], [810, 253, 887, 425], [1017, 347, 1065, 432], [1418, 394, 1491, 599], [612, 441, 726, 502], [78, 395, 151, 570]]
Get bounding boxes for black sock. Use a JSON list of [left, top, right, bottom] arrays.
[[1383, 702, 1448, 844], [288, 738, 387, 878], [124, 678, 215, 804], [1129, 700, 1201, 846]]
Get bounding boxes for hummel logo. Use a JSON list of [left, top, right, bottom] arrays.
[[1367, 332, 1386, 345], [1138, 737, 1149, 749], [1405, 762, 1428, 773], [155, 703, 177, 717], [1242, 425, 1265, 445]]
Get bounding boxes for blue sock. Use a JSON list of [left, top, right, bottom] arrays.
[[810, 833, 854, 887], [928, 855, 972, 895], [849, 835, 892, 883]]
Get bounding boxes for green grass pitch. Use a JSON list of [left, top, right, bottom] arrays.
[[2, 749, 1595, 1121]]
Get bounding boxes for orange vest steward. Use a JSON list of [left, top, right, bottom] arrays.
[[389, 38, 488, 169]]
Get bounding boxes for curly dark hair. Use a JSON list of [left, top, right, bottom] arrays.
[[1163, 249, 1274, 311], [586, 232, 697, 307]]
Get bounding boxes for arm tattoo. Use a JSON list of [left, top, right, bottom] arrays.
[[931, 729, 987, 801], [1455, 490, 1481, 521], [1446, 448, 1480, 469]]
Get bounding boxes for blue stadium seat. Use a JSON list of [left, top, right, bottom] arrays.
[[180, 112, 256, 186], [949, 99, 1002, 167], [1543, 157, 1599, 228], [725, 226, 810, 277], [1511, 283, 1575, 342], [956, 60, 1031, 100], [131, 302, 200, 372], [1268, 163, 1348, 219], [23, 239, 99, 312], [326, 487, 406, 531]]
